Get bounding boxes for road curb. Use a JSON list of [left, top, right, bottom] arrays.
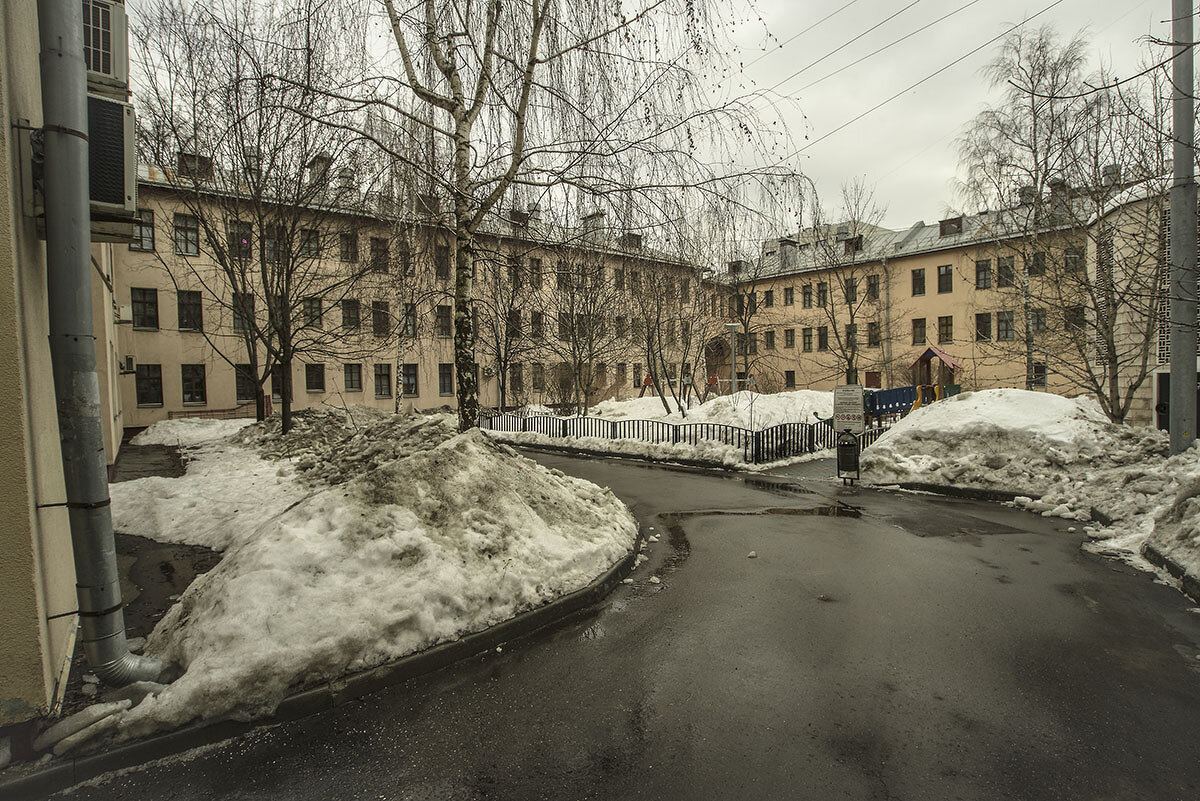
[[888, 482, 1023, 503], [505, 440, 742, 474], [0, 547, 639, 800], [1141, 542, 1200, 605]]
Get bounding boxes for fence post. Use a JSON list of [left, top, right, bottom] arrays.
[[561, 418, 567, 438], [672, 425, 679, 444], [610, 420, 617, 439]]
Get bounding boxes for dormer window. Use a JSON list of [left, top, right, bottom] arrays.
[[844, 235, 863, 255], [939, 216, 964, 237]]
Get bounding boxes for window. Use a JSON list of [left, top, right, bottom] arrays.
[[130, 210, 154, 251], [177, 290, 202, 331], [784, 287, 795, 305], [844, 278, 857, 304], [135, 364, 162, 406], [235, 364, 256, 402], [305, 363, 325, 392], [866, 275, 879, 301], [816, 283, 827, 307], [1065, 306, 1086, 330], [764, 330, 776, 350], [845, 323, 857, 344], [615, 363, 627, 387], [912, 318, 926, 345], [344, 363, 362, 392], [300, 229, 321, 258], [680, 278, 691, 302], [633, 363, 643, 388], [372, 300, 390, 337], [939, 217, 963, 236], [1031, 308, 1046, 334], [844, 234, 864, 254], [303, 297, 323, 328], [1064, 246, 1084, 272], [402, 304, 416, 338], [1028, 251, 1046, 276], [614, 315, 627, 339], [400, 363, 419, 396], [802, 327, 813, 352], [997, 311, 1015, 341], [370, 237, 389, 273], [865, 371, 882, 389], [975, 260, 992, 289], [263, 225, 284, 264], [435, 244, 451, 280], [802, 285, 813, 308], [339, 232, 359, 262], [374, 364, 392, 398], [785, 370, 796, 389], [435, 305, 452, 337], [398, 241, 413, 275], [173, 213, 199, 256], [271, 366, 289, 401], [1031, 361, 1047, 388], [937, 265, 953, 294], [508, 257, 522, 287], [227, 220, 252, 261], [938, 315, 953, 344], [997, 256, 1015, 287], [764, 290, 774, 308], [531, 311, 545, 340], [438, 364, 454, 396], [506, 310, 521, 339], [784, 328, 795, 348], [975, 312, 991, 341], [912, 268, 925, 296], [556, 261, 570, 290], [181, 364, 207, 405], [232, 292, 253, 333], [867, 321, 881, 347], [817, 326, 829, 351], [509, 363, 523, 394], [131, 287, 158, 329], [342, 299, 360, 330], [529, 258, 543, 288]]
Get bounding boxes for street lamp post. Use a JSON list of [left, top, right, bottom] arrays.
[[724, 322, 741, 396]]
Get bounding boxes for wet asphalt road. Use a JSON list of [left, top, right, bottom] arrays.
[[56, 453, 1200, 801]]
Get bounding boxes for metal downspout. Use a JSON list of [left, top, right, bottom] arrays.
[[38, 0, 162, 685]]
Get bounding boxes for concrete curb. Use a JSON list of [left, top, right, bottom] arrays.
[[888, 482, 1023, 503], [1141, 542, 1200, 605], [0, 547, 639, 801], [506, 441, 742, 474]]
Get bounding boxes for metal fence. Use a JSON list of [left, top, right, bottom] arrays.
[[479, 411, 886, 465]]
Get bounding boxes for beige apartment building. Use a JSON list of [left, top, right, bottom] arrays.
[[115, 173, 707, 428], [726, 207, 1092, 407]]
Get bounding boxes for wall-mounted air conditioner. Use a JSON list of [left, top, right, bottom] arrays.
[[116, 304, 132, 324], [122, 355, 135, 373], [83, 0, 129, 91], [87, 93, 137, 217]]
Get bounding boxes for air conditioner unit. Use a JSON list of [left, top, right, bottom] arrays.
[[82, 0, 129, 91], [116, 304, 132, 323], [122, 355, 135, 373], [87, 93, 137, 217]]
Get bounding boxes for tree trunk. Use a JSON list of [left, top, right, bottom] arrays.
[[453, 124, 479, 431], [280, 354, 293, 434], [255, 387, 266, 421]]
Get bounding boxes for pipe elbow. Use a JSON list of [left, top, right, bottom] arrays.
[[93, 651, 166, 687]]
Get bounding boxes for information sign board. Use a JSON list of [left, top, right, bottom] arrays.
[[833, 384, 865, 434]]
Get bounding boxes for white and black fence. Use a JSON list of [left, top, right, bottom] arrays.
[[479, 411, 887, 465]]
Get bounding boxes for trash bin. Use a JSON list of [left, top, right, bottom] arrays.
[[836, 431, 859, 482]]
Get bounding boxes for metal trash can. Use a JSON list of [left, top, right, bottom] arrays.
[[836, 431, 859, 484]]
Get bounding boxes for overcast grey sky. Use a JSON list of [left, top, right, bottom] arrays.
[[724, 0, 1172, 229]]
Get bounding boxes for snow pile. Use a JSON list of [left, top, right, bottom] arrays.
[[587, 389, 833, 430], [130, 417, 255, 446], [860, 389, 1200, 584], [94, 410, 636, 748]]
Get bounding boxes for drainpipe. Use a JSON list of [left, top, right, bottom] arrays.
[[39, 0, 162, 685]]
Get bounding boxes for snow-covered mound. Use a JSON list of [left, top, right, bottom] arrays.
[[96, 410, 636, 748], [861, 389, 1162, 495], [587, 389, 833, 430], [131, 416, 255, 446]]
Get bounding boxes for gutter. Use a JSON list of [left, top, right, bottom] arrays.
[[38, 0, 161, 685]]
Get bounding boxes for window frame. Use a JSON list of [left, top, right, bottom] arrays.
[[177, 289, 203, 332], [374, 363, 392, 398], [173, 213, 199, 256], [131, 287, 159, 330], [180, 363, 207, 406], [911, 268, 926, 296], [343, 363, 363, 392], [305, 363, 326, 393], [135, 363, 163, 407], [129, 210, 155, 252]]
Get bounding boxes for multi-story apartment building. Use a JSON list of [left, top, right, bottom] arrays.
[[724, 200, 1089, 404], [115, 170, 708, 427]]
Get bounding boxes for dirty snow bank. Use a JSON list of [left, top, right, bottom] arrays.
[[586, 389, 833, 430], [860, 389, 1200, 583], [93, 410, 636, 749]]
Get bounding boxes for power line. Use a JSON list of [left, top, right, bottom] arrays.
[[791, 0, 985, 96], [783, 0, 1068, 161], [764, 0, 925, 95], [739, 0, 864, 73]]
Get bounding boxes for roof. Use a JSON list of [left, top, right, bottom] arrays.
[[912, 345, 963, 371]]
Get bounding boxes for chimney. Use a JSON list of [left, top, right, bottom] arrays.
[[1018, 185, 1037, 205], [306, 153, 332, 187], [176, 151, 213, 182]]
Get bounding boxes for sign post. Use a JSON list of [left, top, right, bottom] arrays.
[[833, 385, 865, 484]]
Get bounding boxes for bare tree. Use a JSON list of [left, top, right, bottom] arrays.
[[133, 0, 381, 432]]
